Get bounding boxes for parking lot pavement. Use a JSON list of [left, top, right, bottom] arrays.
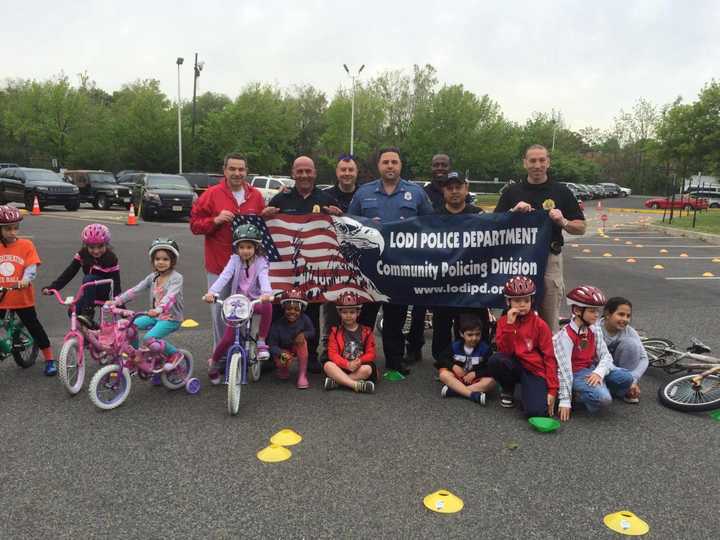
[[1, 211, 719, 538]]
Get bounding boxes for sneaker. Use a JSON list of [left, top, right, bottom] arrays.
[[441, 385, 459, 398], [500, 392, 515, 408], [163, 352, 183, 372], [256, 343, 270, 361], [470, 391, 487, 405], [43, 360, 58, 377], [323, 377, 338, 391], [354, 380, 375, 394], [623, 395, 640, 404], [207, 358, 222, 386]]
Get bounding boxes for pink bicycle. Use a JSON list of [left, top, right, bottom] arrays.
[[47, 279, 119, 395], [87, 305, 197, 410]]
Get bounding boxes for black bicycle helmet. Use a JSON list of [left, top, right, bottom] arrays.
[[232, 223, 262, 246]]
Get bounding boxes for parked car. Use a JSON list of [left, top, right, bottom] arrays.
[[122, 173, 197, 220], [250, 176, 294, 202], [182, 172, 223, 197], [64, 170, 132, 210], [574, 184, 594, 200], [599, 182, 622, 197], [706, 196, 720, 209], [115, 170, 143, 179], [0, 167, 80, 211], [684, 185, 720, 196], [643, 196, 708, 210], [618, 186, 632, 197], [0, 162, 19, 170]]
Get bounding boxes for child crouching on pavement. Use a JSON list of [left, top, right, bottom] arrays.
[[267, 288, 314, 389], [554, 285, 634, 422], [323, 292, 376, 394], [487, 276, 558, 417], [435, 313, 494, 404]]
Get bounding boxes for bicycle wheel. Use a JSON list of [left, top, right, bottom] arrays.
[[11, 326, 38, 368], [246, 339, 260, 382], [89, 364, 132, 410], [161, 349, 194, 390], [658, 374, 720, 412], [227, 352, 242, 416], [642, 338, 678, 368], [58, 338, 85, 395]]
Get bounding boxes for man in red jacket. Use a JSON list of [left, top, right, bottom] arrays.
[[190, 153, 265, 347]]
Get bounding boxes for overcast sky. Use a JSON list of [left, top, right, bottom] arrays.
[[4, 0, 718, 131]]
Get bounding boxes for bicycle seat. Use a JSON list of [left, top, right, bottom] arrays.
[[688, 337, 711, 354]]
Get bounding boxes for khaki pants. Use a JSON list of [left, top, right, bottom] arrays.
[[538, 253, 564, 334]]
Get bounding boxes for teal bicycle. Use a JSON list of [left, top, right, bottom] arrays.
[[0, 286, 38, 369]]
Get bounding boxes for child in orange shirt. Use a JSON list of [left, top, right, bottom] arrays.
[[0, 206, 56, 375]]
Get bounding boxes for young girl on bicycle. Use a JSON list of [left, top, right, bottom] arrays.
[[202, 223, 273, 385], [600, 297, 648, 404], [267, 288, 315, 389], [42, 223, 121, 329], [112, 238, 184, 371], [0, 206, 56, 376]]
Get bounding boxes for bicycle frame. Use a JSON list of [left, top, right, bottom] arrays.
[[645, 343, 720, 375], [224, 318, 256, 386]]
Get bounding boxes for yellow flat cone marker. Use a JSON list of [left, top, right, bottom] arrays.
[[653, 264, 664, 270], [659, 249, 668, 254], [680, 253, 688, 258], [603, 510, 649, 536], [423, 490, 464, 514], [603, 252, 613, 257], [257, 444, 292, 463], [181, 319, 199, 328], [635, 244, 644, 248], [703, 272, 715, 277], [582, 248, 592, 253], [626, 258, 637, 263], [712, 258, 720, 263], [270, 428, 303, 447]]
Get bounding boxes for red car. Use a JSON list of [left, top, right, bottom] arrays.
[[644, 196, 708, 210]]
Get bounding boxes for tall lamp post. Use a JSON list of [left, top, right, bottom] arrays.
[[551, 108, 561, 152], [342, 64, 365, 155], [191, 53, 205, 169], [176, 57, 184, 174]]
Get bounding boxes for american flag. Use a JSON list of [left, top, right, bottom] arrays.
[[232, 214, 382, 303]]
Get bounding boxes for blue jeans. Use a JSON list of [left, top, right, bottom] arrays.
[[133, 316, 180, 355], [573, 367, 633, 413]]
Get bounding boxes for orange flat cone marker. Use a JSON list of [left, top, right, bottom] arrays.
[[659, 249, 668, 254], [626, 258, 637, 263], [596, 200, 602, 211], [680, 253, 688, 257], [127, 204, 138, 226], [702, 272, 715, 277], [653, 264, 664, 270], [31, 195, 41, 216], [636, 244, 644, 248], [625, 241, 633, 245]]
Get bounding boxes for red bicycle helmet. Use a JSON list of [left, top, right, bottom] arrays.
[[0, 205, 23, 225], [335, 291, 361, 309], [566, 285, 607, 308], [503, 276, 536, 297], [280, 288, 308, 309], [81, 223, 111, 245]]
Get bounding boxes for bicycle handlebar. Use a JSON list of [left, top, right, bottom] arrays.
[[45, 279, 115, 307]]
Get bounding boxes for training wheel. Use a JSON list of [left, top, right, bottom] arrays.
[[185, 377, 201, 394]]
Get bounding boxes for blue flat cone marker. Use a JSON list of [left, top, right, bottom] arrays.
[[181, 319, 199, 328], [270, 428, 302, 447], [383, 370, 405, 381], [603, 511, 649, 536], [423, 490, 463, 514]]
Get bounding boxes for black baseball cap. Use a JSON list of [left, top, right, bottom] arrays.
[[442, 171, 467, 185]]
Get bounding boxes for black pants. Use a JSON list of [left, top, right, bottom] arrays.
[[488, 353, 549, 417], [431, 307, 491, 362], [320, 303, 340, 360], [272, 302, 320, 363], [405, 305, 426, 353], [360, 302, 407, 370], [0, 306, 51, 350]]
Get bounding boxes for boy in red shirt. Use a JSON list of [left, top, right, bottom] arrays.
[[488, 276, 558, 417], [322, 292, 376, 394]]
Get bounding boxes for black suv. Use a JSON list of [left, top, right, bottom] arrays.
[[64, 170, 132, 209], [0, 167, 80, 211], [121, 173, 197, 220], [182, 172, 223, 197]]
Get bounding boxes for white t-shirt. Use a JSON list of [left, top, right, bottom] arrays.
[[232, 187, 246, 206]]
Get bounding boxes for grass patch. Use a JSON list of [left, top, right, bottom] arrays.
[[475, 194, 500, 207], [656, 209, 720, 234]]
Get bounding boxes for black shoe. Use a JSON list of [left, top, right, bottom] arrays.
[[308, 358, 322, 374]]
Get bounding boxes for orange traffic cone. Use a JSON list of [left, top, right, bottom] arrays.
[[596, 200, 602, 211], [31, 195, 41, 216], [127, 204, 138, 226]]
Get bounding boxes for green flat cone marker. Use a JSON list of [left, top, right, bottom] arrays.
[[710, 410, 720, 422], [528, 417, 561, 433], [383, 370, 406, 381]]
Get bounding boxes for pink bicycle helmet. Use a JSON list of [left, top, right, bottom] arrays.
[[0, 205, 23, 225], [566, 285, 607, 308], [81, 223, 111, 245], [503, 276, 536, 297]]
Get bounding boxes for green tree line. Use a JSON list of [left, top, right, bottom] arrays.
[[2, 66, 719, 193]]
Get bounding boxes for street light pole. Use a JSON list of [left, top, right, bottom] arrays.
[[191, 53, 204, 169], [343, 64, 365, 155], [551, 109, 560, 152], [176, 57, 184, 174]]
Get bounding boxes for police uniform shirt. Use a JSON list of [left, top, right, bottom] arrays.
[[268, 187, 339, 215], [494, 178, 584, 252], [347, 179, 434, 220]]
